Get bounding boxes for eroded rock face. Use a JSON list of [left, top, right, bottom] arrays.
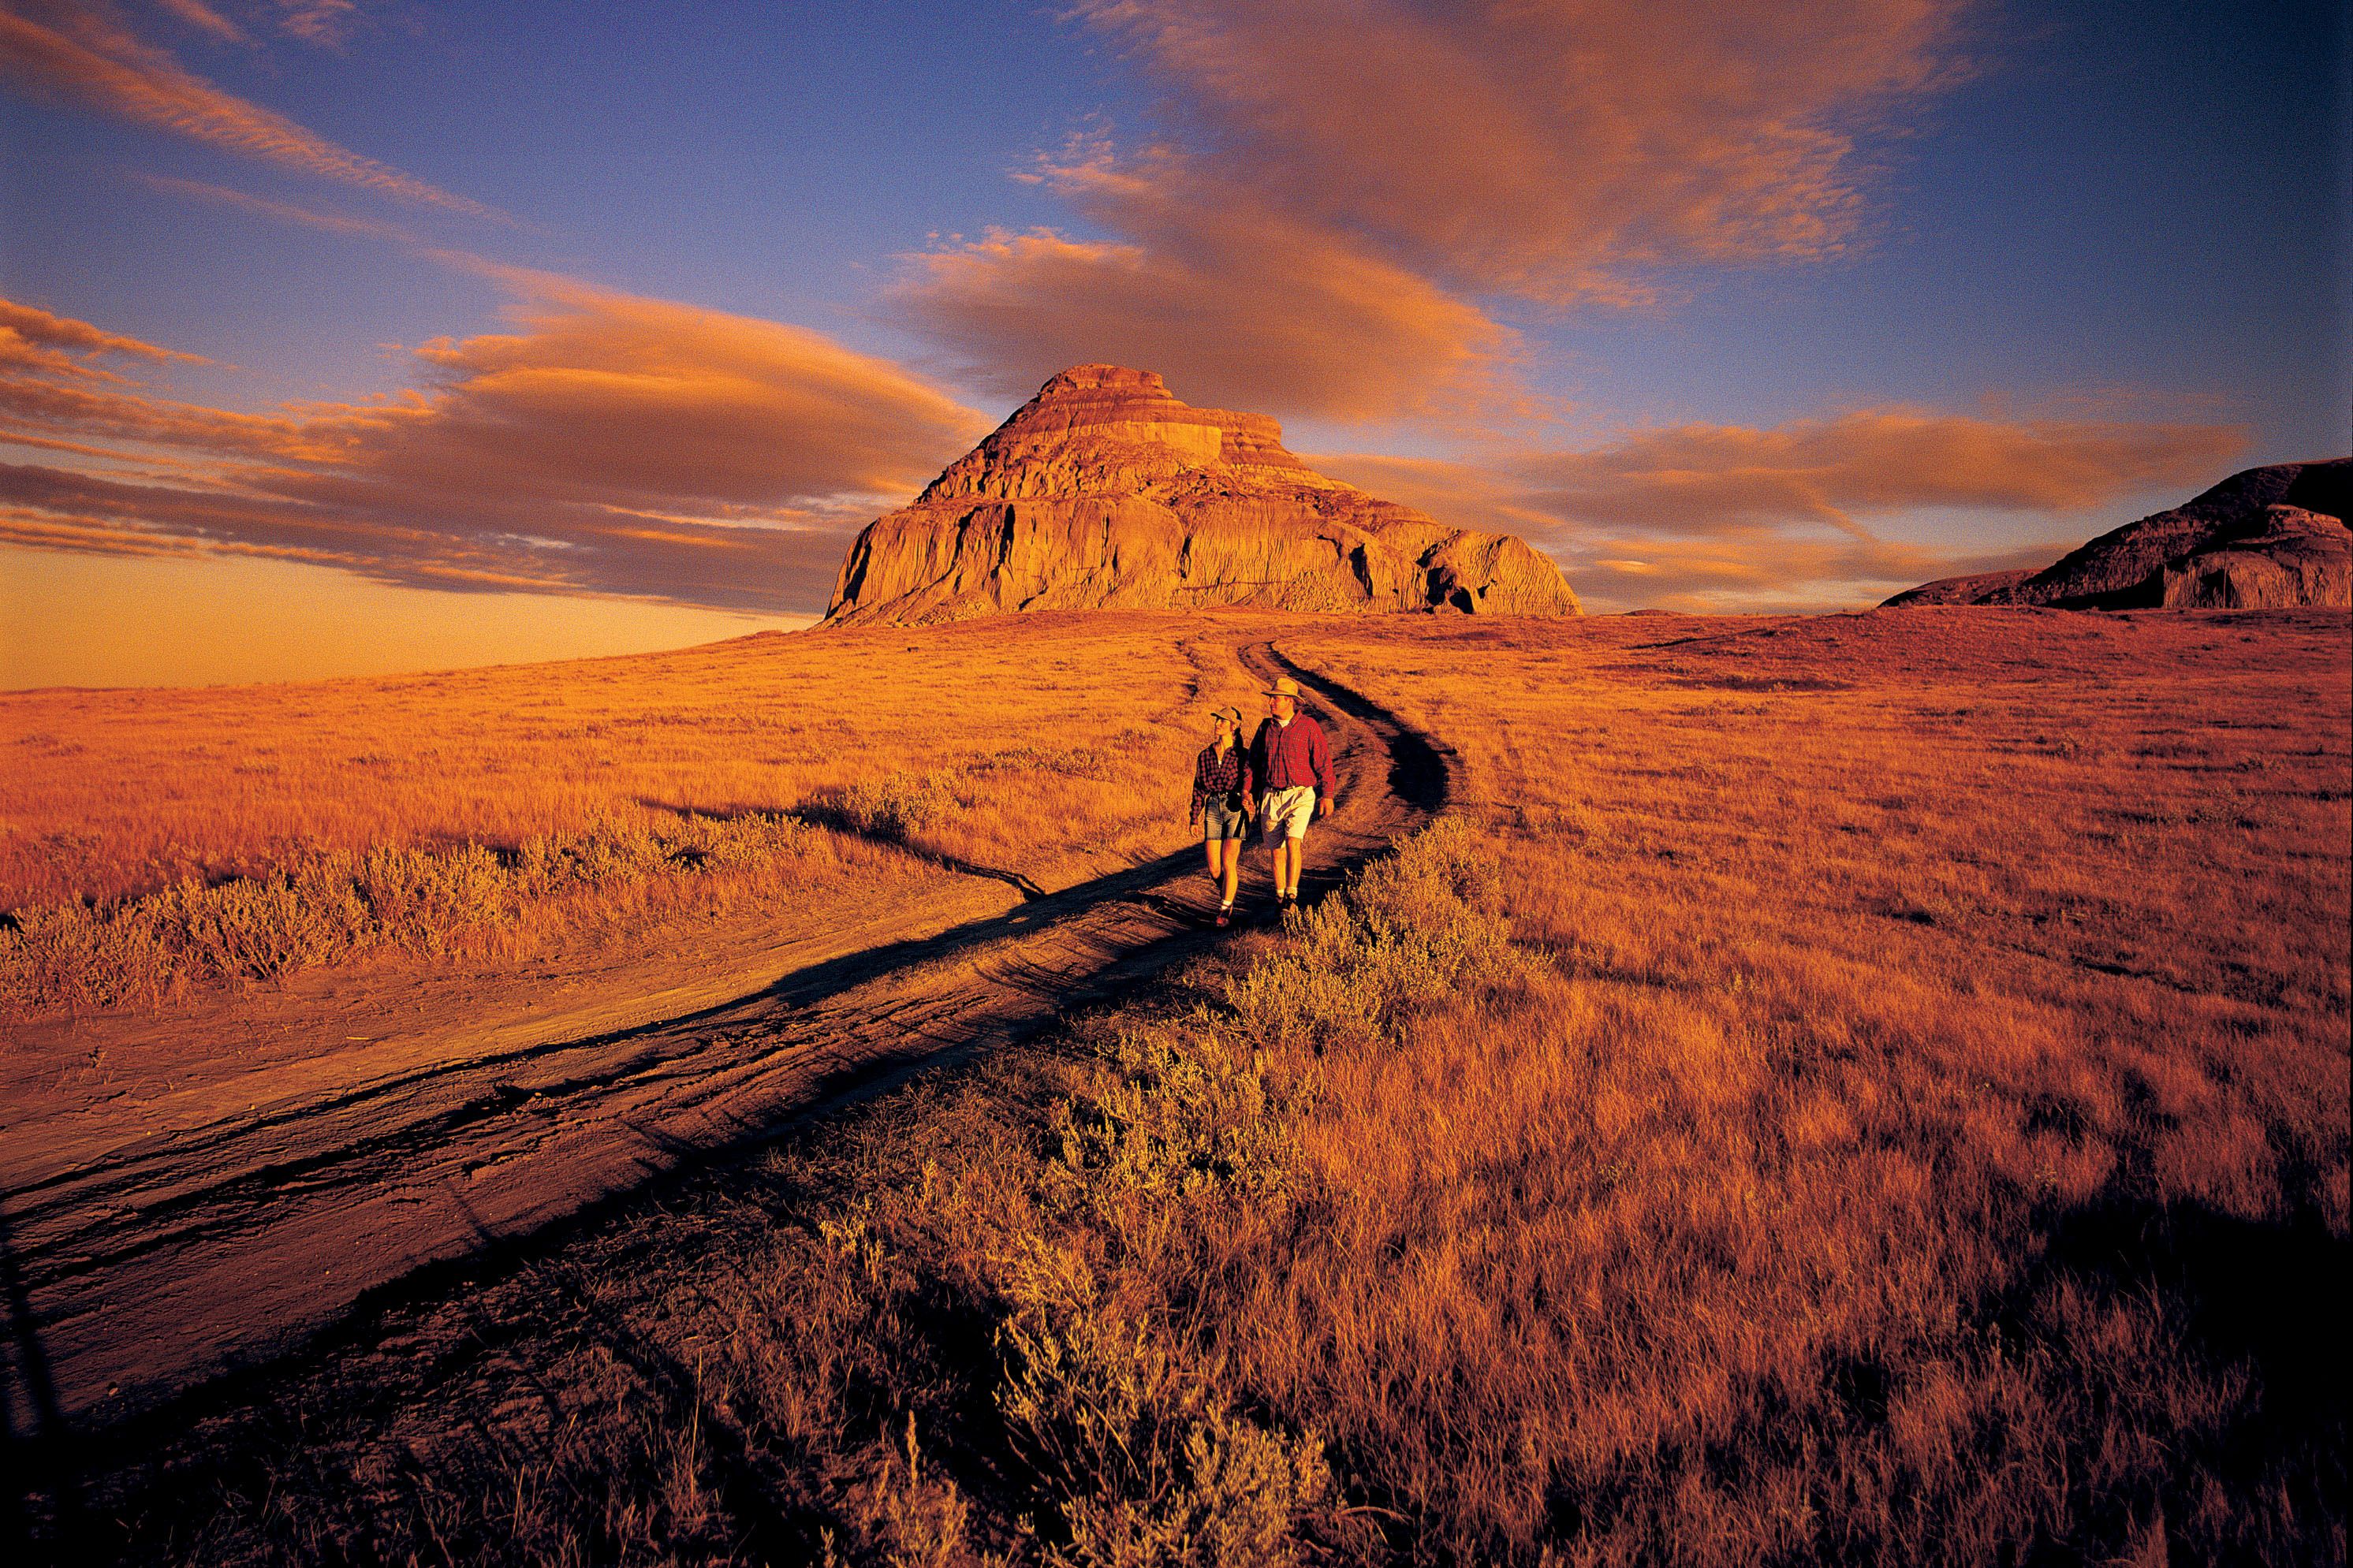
[[1884, 459, 2351, 610], [2158, 506, 2352, 608], [825, 365, 1579, 624]]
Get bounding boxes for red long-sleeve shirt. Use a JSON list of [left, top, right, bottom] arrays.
[[1249, 713, 1335, 797]]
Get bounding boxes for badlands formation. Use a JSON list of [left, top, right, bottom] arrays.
[[1889, 457, 2351, 609], [825, 366, 1579, 624]]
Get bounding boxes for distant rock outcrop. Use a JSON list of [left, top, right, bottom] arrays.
[[1885, 459, 2351, 610], [1884, 568, 2038, 607], [824, 366, 1579, 625]]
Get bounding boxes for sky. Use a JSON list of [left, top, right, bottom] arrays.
[[1, 0, 2345, 687]]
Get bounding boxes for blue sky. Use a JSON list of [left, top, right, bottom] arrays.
[[1, 0, 2344, 682]]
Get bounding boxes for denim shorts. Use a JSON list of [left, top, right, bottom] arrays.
[[1202, 800, 1249, 840]]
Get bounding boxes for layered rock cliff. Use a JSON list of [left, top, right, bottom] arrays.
[[824, 366, 1579, 624], [1886, 459, 2351, 609]]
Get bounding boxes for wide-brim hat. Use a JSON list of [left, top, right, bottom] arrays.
[[1210, 704, 1244, 724], [1263, 675, 1303, 699]]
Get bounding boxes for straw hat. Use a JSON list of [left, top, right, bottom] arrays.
[[1263, 676, 1303, 700], [1210, 704, 1244, 726]]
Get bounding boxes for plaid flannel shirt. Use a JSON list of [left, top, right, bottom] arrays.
[[1191, 742, 1251, 818]]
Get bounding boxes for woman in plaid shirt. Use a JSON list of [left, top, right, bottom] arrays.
[[1188, 704, 1251, 927]]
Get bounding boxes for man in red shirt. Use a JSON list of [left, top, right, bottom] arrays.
[[1244, 675, 1337, 910]]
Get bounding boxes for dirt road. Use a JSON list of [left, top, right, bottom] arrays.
[[0, 638, 1449, 1432]]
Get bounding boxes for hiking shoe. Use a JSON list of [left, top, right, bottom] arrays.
[[1214, 907, 1231, 929]]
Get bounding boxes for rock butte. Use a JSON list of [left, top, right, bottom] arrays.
[[1887, 458, 2351, 610], [824, 365, 1580, 625]]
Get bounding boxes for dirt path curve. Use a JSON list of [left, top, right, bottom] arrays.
[[1, 637, 1451, 1432]]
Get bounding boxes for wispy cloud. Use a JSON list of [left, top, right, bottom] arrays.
[[0, 283, 993, 612], [0, 0, 496, 216], [894, 0, 1977, 425], [144, 0, 378, 51], [1068, 0, 1973, 305], [148, 0, 246, 46], [269, 0, 366, 50], [0, 296, 209, 381], [2, 280, 2250, 617], [131, 169, 423, 243], [893, 151, 1522, 423], [1504, 411, 2248, 535], [1318, 408, 2246, 609]]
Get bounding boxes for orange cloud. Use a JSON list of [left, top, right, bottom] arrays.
[[0, 364, 331, 458], [149, 0, 245, 45], [0, 1, 494, 216], [897, 0, 1973, 425], [0, 296, 208, 381], [895, 152, 1522, 424], [270, 0, 364, 50], [1505, 411, 2249, 534], [1317, 408, 2247, 609], [1543, 534, 2071, 613], [0, 283, 992, 612], [131, 171, 422, 243], [381, 277, 990, 505], [1071, 0, 1972, 304]]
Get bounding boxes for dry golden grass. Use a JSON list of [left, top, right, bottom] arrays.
[[1244, 606, 2350, 1559], [17, 607, 2349, 1565], [1, 616, 1232, 1011]]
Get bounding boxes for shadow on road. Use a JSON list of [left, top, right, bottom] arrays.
[[6, 635, 1456, 1477], [2, 1197, 79, 1536]]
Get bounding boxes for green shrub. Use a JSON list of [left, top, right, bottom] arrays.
[[994, 1238, 1335, 1568], [1225, 816, 1517, 1046], [836, 769, 968, 841], [962, 823, 1510, 1563], [1046, 1021, 1310, 1207]]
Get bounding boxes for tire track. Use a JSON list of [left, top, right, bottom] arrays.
[[0, 634, 1451, 1430]]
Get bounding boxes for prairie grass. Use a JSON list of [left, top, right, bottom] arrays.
[[35, 822, 1521, 1565], [2, 616, 1223, 1013], [14, 607, 2348, 1564], [0, 810, 825, 1011]]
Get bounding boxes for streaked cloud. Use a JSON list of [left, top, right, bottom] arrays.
[[6, 271, 2245, 617], [142, 0, 375, 51], [1318, 408, 2247, 609], [896, 0, 1975, 423], [132, 170, 423, 243], [0, 281, 993, 612], [893, 152, 1520, 423], [1505, 410, 2248, 536], [0, 0, 494, 215], [1069, 0, 1973, 305], [269, 0, 365, 50], [149, 0, 244, 46], [0, 296, 209, 379]]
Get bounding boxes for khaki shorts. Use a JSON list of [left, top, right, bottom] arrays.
[[1259, 784, 1317, 841]]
